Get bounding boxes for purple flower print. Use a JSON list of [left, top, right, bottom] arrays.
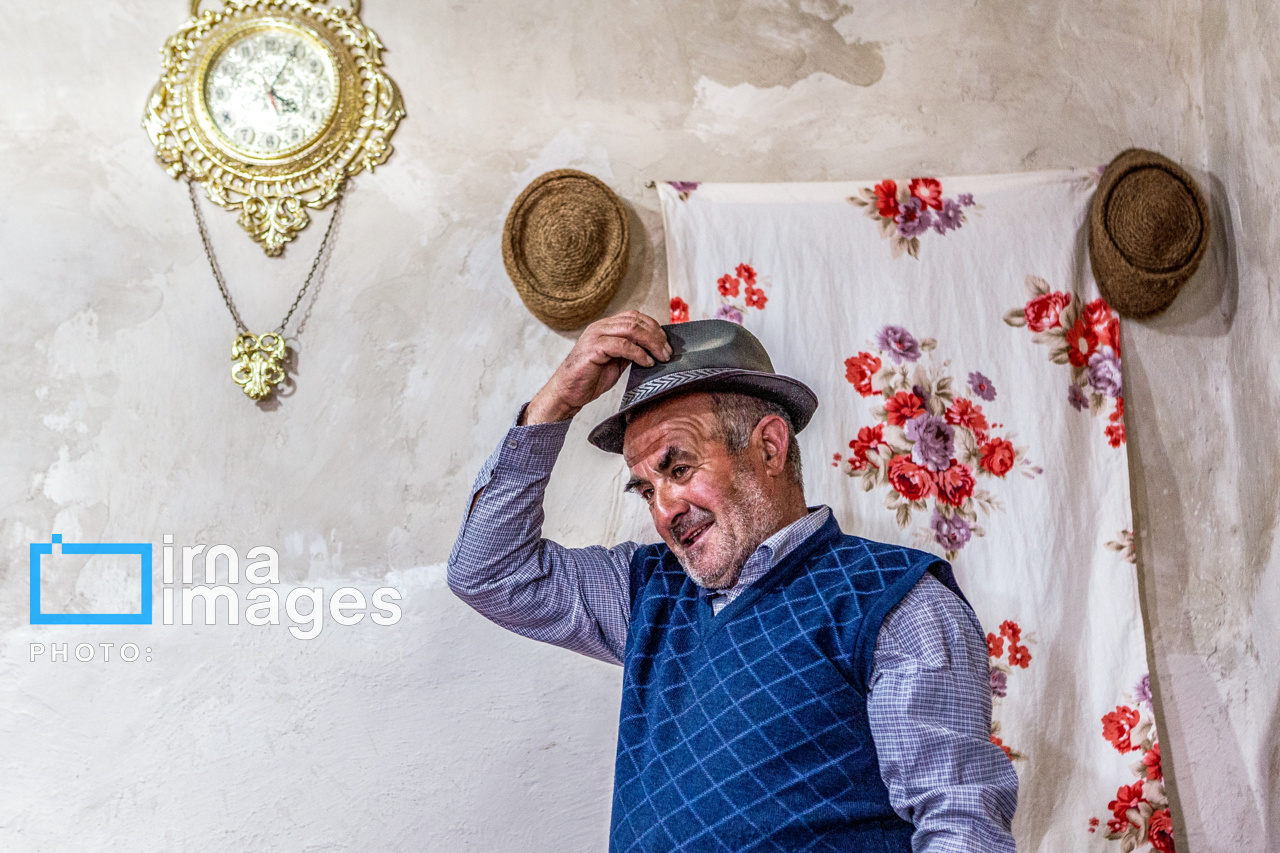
[[990, 668, 1008, 699], [958, 192, 975, 207], [911, 384, 931, 406], [931, 509, 972, 551], [1134, 672, 1153, 709], [876, 325, 921, 364], [933, 198, 964, 234], [968, 371, 996, 401], [1087, 347, 1123, 398], [715, 304, 744, 324], [1068, 383, 1089, 411], [896, 197, 933, 238], [669, 181, 700, 201], [905, 413, 955, 471]]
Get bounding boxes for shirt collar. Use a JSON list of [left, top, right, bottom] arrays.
[[704, 506, 832, 602]]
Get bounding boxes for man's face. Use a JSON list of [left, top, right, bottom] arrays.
[[622, 393, 777, 589]]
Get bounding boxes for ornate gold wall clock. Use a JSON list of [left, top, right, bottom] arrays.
[[143, 0, 404, 400], [145, 0, 403, 255]]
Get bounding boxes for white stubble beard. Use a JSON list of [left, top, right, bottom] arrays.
[[671, 468, 781, 590]]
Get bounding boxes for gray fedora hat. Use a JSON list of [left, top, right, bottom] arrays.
[[588, 319, 819, 454]]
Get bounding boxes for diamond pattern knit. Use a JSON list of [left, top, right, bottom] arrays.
[[610, 515, 959, 852]]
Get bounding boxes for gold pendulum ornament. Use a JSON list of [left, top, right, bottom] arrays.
[[188, 179, 346, 400], [231, 332, 287, 399]]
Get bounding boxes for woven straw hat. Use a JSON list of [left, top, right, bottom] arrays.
[[1088, 148, 1210, 318], [502, 169, 630, 330]]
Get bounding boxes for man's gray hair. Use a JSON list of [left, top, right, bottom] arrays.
[[709, 392, 803, 488]]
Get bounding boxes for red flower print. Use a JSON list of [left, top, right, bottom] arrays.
[[744, 285, 768, 309], [1085, 298, 1123, 354], [935, 462, 976, 507], [986, 632, 1004, 658], [1083, 298, 1113, 334], [1023, 291, 1071, 332], [945, 397, 989, 438], [909, 177, 944, 211], [735, 263, 757, 285], [884, 391, 925, 426], [1148, 808, 1176, 853], [999, 620, 1022, 643], [1105, 420, 1126, 448], [1143, 743, 1162, 781], [1107, 781, 1147, 833], [717, 274, 741, 297], [1100, 316, 1121, 355], [1065, 316, 1099, 367], [990, 735, 1012, 758], [979, 438, 1015, 476], [1102, 705, 1141, 753], [887, 455, 935, 501], [1111, 396, 1124, 422], [1088, 817, 1100, 833], [669, 297, 689, 323], [844, 352, 882, 396], [873, 180, 900, 219], [848, 424, 886, 471], [1008, 643, 1031, 669]]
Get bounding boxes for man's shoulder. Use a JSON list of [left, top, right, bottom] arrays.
[[817, 532, 965, 607], [817, 531, 945, 572], [630, 540, 671, 564]]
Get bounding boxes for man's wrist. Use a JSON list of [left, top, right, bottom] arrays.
[[523, 390, 580, 425]]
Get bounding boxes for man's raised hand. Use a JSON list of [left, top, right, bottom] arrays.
[[524, 311, 672, 425]]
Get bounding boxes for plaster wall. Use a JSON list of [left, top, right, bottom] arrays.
[[0, 1, 1273, 850]]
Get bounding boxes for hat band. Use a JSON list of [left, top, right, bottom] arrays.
[[620, 368, 737, 408]]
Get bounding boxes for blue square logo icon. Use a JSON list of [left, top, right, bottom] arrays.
[[30, 535, 153, 625]]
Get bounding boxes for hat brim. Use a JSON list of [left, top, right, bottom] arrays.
[[587, 368, 819, 454]]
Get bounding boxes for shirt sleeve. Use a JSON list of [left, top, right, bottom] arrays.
[[867, 572, 1019, 853], [446, 412, 638, 665]]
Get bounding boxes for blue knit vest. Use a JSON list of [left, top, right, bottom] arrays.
[[609, 515, 960, 852]]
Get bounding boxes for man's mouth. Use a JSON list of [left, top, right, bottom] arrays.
[[678, 521, 713, 549]]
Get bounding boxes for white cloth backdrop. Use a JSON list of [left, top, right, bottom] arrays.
[[659, 172, 1173, 853]]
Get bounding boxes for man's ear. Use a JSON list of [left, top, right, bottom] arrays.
[[754, 414, 791, 477]]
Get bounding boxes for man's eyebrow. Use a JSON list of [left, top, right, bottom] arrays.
[[656, 446, 694, 474], [623, 446, 695, 494]]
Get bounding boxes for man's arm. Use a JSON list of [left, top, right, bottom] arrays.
[[868, 573, 1019, 852], [447, 311, 673, 665], [447, 415, 637, 664]]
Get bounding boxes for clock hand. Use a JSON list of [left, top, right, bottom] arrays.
[[271, 52, 297, 91], [268, 53, 299, 114]]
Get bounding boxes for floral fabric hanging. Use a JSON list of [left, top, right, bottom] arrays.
[[658, 170, 1171, 853]]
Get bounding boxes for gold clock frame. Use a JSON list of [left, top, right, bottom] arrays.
[[144, 0, 404, 254]]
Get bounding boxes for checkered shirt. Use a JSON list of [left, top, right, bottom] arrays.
[[447, 416, 1017, 852]]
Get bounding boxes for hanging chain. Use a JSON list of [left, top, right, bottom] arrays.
[[186, 178, 346, 335], [187, 179, 247, 332]]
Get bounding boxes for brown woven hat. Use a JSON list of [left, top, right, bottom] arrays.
[[502, 169, 630, 330], [1088, 148, 1210, 318]]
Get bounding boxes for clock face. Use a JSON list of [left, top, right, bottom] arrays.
[[202, 24, 339, 159]]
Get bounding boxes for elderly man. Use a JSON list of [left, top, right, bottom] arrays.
[[448, 311, 1018, 852]]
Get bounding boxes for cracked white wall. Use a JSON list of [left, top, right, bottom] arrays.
[[0, 1, 1275, 850]]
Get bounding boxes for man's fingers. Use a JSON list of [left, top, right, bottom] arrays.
[[596, 334, 656, 368], [590, 311, 671, 361]]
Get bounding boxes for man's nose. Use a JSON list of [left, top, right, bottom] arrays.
[[651, 483, 688, 532]]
